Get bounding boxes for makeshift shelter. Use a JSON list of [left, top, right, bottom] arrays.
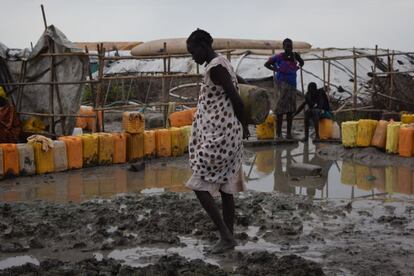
[[0, 25, 89, 136]]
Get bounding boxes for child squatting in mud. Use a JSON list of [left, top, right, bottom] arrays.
[[185, 29, 250, 254]]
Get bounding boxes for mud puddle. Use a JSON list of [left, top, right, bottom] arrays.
[[0, 192, 413, 275], [1, 142, 414, 204]]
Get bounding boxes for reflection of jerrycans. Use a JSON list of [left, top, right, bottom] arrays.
[[144, 166, 157, 188], [114, 169, 128, 194], [355, 165, 372, 191], [370, 167, 386, 192], [100, 177, 117, 197], [67, 172, 86, 202], [35, 183, 56, 201], [385, 167, 398, 194], [341, 161, 356, 186], [156, 167, 173, 188], [397, 167, 412, 195], [2, 190, 21, 202], [171, 168, 192, 187], [255, 150, 275, 174]]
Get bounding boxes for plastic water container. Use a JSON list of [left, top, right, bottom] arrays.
[[72, 127, 83, 136], [356, 119, 378, 147], [0, 147, 4, 179], [112, 132, 127, 164], [341, 121, 358, 148], [386, 122, 402, 154], [58, 136, 83, 169], [32, 142, 54, 174], [17, 143, 35, 176], [53, 140, 68, 172], [0, 144, 20, 177], [123, 112, 145, 134], [97, 133, 114, 165], [155, 129, 172, 158], [80, 134, 99, 167], [371, 120, 388, 149], [180, 126, 192, 153], [331, 122, 341, 139], [319, 119, 333, 140], [168, 108, 196, 127], [170, 127, 185, 157], [398, 127, 414, 157], [126, 132, 144, 162], [144, 130, 156, 159], [256, 114, 275, 140]]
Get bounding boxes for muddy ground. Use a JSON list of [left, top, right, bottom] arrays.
[[0, 191, 413, 275]]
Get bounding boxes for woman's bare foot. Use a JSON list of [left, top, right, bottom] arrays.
[[210, 238, 237, 254]]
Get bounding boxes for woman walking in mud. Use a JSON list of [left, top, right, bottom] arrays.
[[185, 29, 249, 254]]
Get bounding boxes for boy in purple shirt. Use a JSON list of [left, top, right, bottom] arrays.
[[265, 38, 304, 139]]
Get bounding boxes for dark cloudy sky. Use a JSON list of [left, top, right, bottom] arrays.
[[1, 0, 413, 51]]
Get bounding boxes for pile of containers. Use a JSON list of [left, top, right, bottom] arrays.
[[256, 114, 340, 140], [0, 111, 192, 179], [341, 116, 414, 157]]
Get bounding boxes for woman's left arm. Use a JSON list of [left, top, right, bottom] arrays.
[[210, 65, 250, 138]]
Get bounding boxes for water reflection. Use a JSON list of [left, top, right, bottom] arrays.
[[1, 142, 414, 203], [0, 164, 192, 203]]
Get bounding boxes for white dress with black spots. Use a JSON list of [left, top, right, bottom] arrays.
[[186, 55, 246, 196]]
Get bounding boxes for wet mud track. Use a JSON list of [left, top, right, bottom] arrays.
[[0, 192, 413, 275]]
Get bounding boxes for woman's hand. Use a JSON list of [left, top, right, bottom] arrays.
[[243, 124, 250, 140]]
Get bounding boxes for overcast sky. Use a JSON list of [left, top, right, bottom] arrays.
[[1, 0, 413, 51]]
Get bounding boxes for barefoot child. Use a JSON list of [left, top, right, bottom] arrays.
[[185, 29, 249, 254]]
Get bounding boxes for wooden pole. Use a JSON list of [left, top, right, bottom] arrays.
[[227, 41, 231, 61], [372, 45, 378, 97], [386, 49, 391, 110], [40, 4, 48, 29], [162, 42, 168, 124], [272, 48, 275, 89], [352, 47, 357, 117], [300, 67, 304, 94], [327, 60, 331, 97], [389, 50, 395, 110], [85, 46, 97, 108], [95, 44, 105, 132], [16, 60, 27, 112], [48, 38, 56, 134], [322, 50, 326, 89]]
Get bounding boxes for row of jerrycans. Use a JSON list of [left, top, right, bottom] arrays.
[[0, 127, 192, 178], [342, 119, 414, 157]]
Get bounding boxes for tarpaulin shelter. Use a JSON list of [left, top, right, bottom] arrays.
[[0, 25, 89, 136]]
